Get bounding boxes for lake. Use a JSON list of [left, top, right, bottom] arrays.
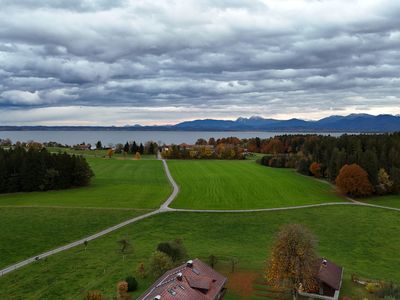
[[0, 131, 345, 146]]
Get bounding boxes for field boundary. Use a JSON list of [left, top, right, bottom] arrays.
[[1, 156, 399, 277]]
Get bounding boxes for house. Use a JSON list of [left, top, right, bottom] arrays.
[[298, 258, 343, 300], [137, 259, 227, 300]]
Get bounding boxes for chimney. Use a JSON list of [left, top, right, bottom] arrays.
[[186, 260, 193, 268], [177, 272, 183, 281], [322, 259, 327, 267]]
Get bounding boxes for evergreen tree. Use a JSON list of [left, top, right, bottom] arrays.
[[360, 149, 379, 185], [130, 141, 138, 154], [95, 141, 102, 149], [123, 142, 130, 153], [139, 143, 144, 154]]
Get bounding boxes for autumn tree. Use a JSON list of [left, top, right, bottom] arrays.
[[107, 148, 114, 158], [309, 162, 321, 178], [263, 138, 284, 154], [376, 168, 393, 195], [116, 281, 130, 300], [335, 164, 373, 197], [86, 291, 104, 300], [136, 262, 146, 278], [266, 224, 318, 299], [135, 152, 141, 160]]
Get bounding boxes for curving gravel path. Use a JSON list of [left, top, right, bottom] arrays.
[[1, 155, 399, 277]]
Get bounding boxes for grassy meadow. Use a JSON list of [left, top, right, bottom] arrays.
[[168, 160, 346, 209], [0, 207, 146, 269], [0, 206, 398, 299], [47, 147, 157, 160], [0, 157, 171, 209], [363, 194, 400, 208]]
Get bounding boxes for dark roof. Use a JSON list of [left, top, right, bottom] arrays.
[[317, 258, 343, 290], [137, 258, 227, 300]]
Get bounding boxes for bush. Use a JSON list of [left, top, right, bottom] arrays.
[[365, 282, 378, 294], [148, 251, 174, 278], [86, 291, 104, 300], [156, 239, 187, 263], [125, 276, 138, 292]]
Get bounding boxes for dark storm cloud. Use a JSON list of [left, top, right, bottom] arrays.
[[0, 0, 399, 124]]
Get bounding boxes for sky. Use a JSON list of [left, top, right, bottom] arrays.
[[0, 0, 399, 126]]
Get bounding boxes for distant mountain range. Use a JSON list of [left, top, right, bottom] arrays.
[[1, 114, 400, 132]]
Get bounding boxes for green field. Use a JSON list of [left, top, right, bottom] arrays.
[[0, 158, 170, 209], [168, 160, 346, 209], [364, 194, 400, 208], [0, 207, 146, 269], [0, 206, 398, 299], [47, 147, 157, 160]]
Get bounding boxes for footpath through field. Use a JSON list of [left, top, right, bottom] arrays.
[[1, 154, 399, 277]]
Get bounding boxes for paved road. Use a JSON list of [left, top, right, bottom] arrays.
[[1, 156, 399, 277]]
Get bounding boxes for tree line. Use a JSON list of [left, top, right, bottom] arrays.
[[95, 140, 158, 155], [256, 133, 400, 197], [161, 143, 244, 159], [0, 147, 93, 193]]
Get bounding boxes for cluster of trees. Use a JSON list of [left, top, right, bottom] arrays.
[[0, 138, 12, 147], [257, 133, 400, 197], [134, 238, 188, 280], [162, 143, 244, 159], [108, 141, 157, 155], [0, 147, 93, 193]]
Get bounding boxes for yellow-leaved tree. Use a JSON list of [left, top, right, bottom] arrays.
[[266, 224, 318, 299]]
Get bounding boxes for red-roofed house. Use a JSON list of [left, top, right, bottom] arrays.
[[137, 258, 227, 300], [298, 258, 344, 300]]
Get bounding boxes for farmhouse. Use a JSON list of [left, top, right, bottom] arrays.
[[298, 258, 343, 300], [138, 258, 227, 300]]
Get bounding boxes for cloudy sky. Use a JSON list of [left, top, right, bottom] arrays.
[[0, 0, 399, 125]]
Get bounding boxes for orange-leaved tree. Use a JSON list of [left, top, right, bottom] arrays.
[[135, 151, 141, 160], [266, 224, 318, 299], [309, 162, 321, 178], [107, 148, 114, 159], [86, 291, 104, 300], [117, 281, 130, 300], [335, 164, 373, 197]]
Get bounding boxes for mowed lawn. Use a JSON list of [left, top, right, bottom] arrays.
[[0, 207, 146, 269], [0, 206, 398, 299], [0, 158, 171, 209], [168, 160, 345, 209], [363, 194, 400, 208]]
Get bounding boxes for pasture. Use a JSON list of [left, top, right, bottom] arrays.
[[168, 160, 346, 209], [364, 194, 400, 208], [47, 146, 157, 160], [0, 206, 398, 299], [0, 157, 171, 209], [0, 207, 146, 270]]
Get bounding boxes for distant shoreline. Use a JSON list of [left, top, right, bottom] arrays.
[[0, 127, 380, 133]]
